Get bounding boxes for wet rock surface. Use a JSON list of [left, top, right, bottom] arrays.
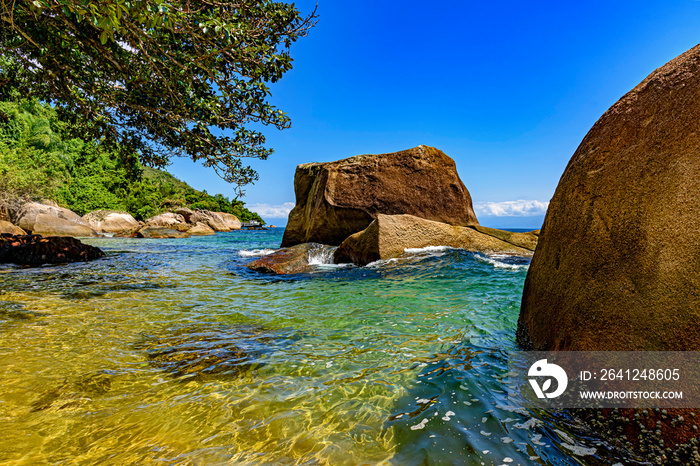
[[246, 243, 334, 274], [0, 234, 105, 266]]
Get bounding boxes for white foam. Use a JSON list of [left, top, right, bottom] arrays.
[[365, 258, 400, 268], [560, 443, 597, 456], [404, 245, 455, 254], [238, 248, 276, 257], [473, 253, 529, 270], [410, 418, 430, 430], [307, 245, 337, 265]]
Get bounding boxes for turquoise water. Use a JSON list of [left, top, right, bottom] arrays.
[[0, 229, 641, 465]]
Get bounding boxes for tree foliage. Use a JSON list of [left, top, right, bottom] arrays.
[[0, 99, 265, 223], [0, 0, 316, 196]]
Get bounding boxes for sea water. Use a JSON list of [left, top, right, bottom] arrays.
[[0, 229, 645, 465]]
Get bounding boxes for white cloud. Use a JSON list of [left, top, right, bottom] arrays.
[[248, 200, 548, 219], [247, 202, 295, 218], [474, 200, 549, 217]]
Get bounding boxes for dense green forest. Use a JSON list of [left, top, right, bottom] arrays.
[[0, 99, 264, 224]]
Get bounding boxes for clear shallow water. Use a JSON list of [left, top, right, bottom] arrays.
[[0, 229, 644, 465]]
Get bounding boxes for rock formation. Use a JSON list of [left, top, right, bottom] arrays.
[[16, 202, 97, 236], [0, 234, 105, 266], [187, 222, 216, 236], [334, 214, 533, 266], [0, 220, 25, 235], [516, 43, 700, 464], [83, 210, 141, 233], [216, 212, 242, 230], [518, 44, 700, 352], [281, 145, 479, 247], [176, 209, 231, 232], [144, 212, 189, 231], [31, 214, 97, 237]]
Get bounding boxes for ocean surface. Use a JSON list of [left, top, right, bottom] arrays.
[[0, 228, 644, 465]]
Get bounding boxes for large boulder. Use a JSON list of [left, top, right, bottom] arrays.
[[32, 213, 98, 237], [517, 44, 700, 353], [0, 220, 25, 235], [334, 214, 532, 266], [16, 202, 95, 235], [176, 208, 231, 232], [0, 234, 104, 266], [83, 210, 141, 233], [281, 145, 479, 247], [144, 212, 188, 230], [516, 44, 700, 464], [216, 212, 242, 230], [187, 222, 216, 236], [192, 211, 230, 232]]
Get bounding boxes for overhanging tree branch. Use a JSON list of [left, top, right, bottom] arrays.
[[0, 0, 317, 197]]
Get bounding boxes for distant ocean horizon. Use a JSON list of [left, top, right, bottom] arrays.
[[261, 216, 545, 232]]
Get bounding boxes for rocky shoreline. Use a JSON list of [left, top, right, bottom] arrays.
[[0, 201, 247, 265]]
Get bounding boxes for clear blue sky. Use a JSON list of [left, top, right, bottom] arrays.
[[169, 0, 700, 228]]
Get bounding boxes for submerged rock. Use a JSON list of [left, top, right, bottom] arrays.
[[334, 214, 532, 266], [31, 370, 113, 412], [246, 243, 335, 274], [0, 234, 105, 266], [281, 145, 479, 247], [136, 324, 273, 380]]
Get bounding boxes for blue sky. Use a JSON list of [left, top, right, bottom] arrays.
[[169, 1, 700, 228]]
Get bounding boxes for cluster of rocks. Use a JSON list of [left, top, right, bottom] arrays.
[[0, 201, 242, 239], [114, 209, 241, 238], [0, 201, 242, 265], [247, 145, 538, 273]]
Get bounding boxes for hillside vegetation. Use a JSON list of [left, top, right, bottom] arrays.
[[0, 99, 264, 224]]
